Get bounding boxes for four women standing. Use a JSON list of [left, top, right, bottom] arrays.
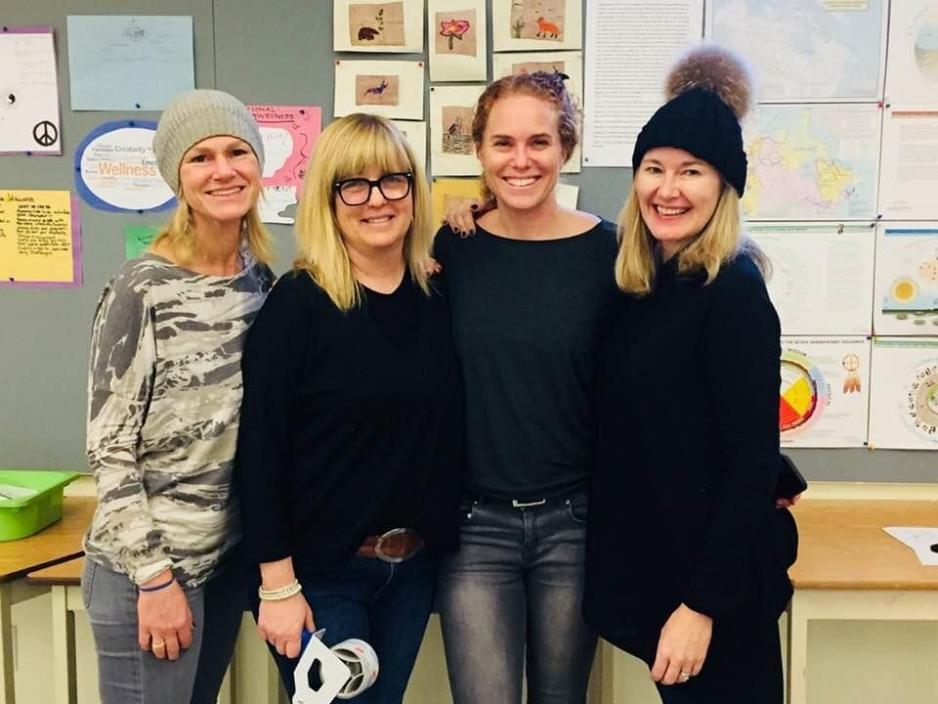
[[81, 47, 794, 704]]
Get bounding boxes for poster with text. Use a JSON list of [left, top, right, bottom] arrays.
[[0, 190, 81, 287], [749, 223, 875, 336], [873, 223, 938, 336], [249, 105, 321, 225], [0, 27, 61, 155], [869, 337, 938, 450], [779, 336, 870, 448]]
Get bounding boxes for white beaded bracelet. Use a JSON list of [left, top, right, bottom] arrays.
[[258, 579, 302, 602]]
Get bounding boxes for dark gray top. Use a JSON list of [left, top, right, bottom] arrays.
[[435, 220, 619, 499]]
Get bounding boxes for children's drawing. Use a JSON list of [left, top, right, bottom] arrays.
[[349, 2, 406, 47], [356, 75, 400, 106], [511, 60, 565, 76], [441, 106, 474, 154], [436, 11, 477, 57], [510, 0, 565, 41]]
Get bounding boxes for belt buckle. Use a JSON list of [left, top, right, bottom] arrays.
[[511, 498, 547, 508], [374, 528, 424, 563]]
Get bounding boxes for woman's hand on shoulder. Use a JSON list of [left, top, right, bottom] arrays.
[[257, 593, 315, 659], [443, 197, 496, 237], [136, 570, 193, 661], [650, 603, 713, 686]]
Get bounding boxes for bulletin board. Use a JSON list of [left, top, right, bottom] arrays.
[[1, 0, 935, 482]]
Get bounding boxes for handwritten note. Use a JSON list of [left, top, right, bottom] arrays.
[[0, 190, 81, 286]]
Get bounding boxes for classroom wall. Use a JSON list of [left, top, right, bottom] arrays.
[[2, 0, 934, 482]]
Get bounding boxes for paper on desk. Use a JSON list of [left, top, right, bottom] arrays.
[[884, 527, 938, 566]]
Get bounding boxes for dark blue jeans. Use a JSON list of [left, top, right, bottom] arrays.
[[437, 490, 598, 704], [249, 549, 438, 704]]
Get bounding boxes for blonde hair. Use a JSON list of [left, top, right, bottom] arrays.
[[614, 184, 769, 295], [293, 113, 433, 311], [152, 197, 274, 267]]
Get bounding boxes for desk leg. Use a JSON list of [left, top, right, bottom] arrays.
[[0, 583, 14, 704], [50, 586, 76, 704], [788, 592, 808, 704]]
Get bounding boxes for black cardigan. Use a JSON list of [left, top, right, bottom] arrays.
[[584, 253, 794, 663]]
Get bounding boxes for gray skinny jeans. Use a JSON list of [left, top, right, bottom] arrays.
[[437, 489, 598, 704], [81, 558, 245, 704]]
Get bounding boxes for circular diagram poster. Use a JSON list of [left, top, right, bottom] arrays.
[[75, 120, 174, 213]]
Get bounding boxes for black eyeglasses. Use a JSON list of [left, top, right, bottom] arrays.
[[333, 172, 414, 206]]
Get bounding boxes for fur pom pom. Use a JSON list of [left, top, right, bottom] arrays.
[[665, 46, 752, 120]]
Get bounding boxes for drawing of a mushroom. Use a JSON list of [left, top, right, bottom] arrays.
[[440, 18, 471, 50]]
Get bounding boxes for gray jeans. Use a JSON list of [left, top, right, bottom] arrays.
[[82, 558, 245, 704], [437, 489, 597, 704]]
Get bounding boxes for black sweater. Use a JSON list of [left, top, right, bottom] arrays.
[[585, 253, 793, 661], [434, 221, 619, 499], [235, 271, 464, 572]]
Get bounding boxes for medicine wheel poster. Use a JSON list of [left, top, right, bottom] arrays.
[[779, 348, 830, 434]]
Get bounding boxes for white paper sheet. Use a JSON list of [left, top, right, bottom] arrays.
[[391, 120, 427, 172], [492, 0, 582, 52], [878, 106, 938, 220], [884, 0, 938, 105], [779, 337, 871, 448], [334, 60, 424, 120], [582, 0, 703, 167], [749, 224, 875, 336], [492, 50, 582, 173], [883, 527, 938, 566], [334, 0, 424, 52], [555, 182, 578, 210], [428, 0, 487, 81], [0, 28, 61, 155], [67, 16, 194, 111], [742, 104, 881, 221], [706, 0, 887, 101], [429, 85, 486, 177], [869, 337, 938, 450], [873, 223, 938, 336]]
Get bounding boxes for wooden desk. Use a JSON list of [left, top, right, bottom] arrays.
[[787, 499, 938, 704], [0, 496, 94, 704]]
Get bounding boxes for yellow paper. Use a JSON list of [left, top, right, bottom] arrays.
[[0, 190, 76, 284], [431, 177, 483, 227]]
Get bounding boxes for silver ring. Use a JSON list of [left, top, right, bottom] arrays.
[[679, 671, 691, 683]]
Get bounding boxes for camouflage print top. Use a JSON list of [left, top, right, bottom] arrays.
[[84, 250, 273, 588]]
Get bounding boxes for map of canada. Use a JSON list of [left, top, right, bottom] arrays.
[[709, 0, 885, 100], [741, 105, 879, 221]]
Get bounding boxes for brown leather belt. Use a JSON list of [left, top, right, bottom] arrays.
[[356, 528, 424, 563]]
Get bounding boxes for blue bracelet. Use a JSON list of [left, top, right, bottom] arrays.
[[138, 575, 175, 593]]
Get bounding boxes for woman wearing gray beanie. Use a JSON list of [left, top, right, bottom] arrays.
[[586, 47, 796, 703], [82, 88, 274, 703]]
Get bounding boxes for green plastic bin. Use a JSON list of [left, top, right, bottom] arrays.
[[0, 470, 80, 541]]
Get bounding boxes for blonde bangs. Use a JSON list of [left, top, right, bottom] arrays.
[[294, 113, 433, 311]]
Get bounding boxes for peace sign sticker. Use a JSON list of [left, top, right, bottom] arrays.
[[32, 120, 59, 147]]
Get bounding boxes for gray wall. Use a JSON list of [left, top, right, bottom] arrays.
[[1, 0, 931, 481]]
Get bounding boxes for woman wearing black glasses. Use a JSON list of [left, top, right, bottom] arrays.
[[235, 113, 464, 702]]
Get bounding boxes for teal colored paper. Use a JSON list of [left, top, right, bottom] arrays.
[[124, 225, 160, 260]]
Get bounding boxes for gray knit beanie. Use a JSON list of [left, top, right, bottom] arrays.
[[152, 89, 265, 193]]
